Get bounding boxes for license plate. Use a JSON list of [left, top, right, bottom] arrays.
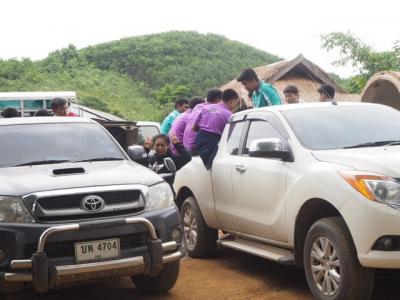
[[74, 238, 120, 263]]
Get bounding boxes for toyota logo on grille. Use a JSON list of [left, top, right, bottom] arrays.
[[81, 195, 105, 212]]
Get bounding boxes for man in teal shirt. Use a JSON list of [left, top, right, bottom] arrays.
[[160, 98, 189, 134], [237, 68, 282, 107]]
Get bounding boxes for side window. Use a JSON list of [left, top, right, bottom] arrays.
[[243, 121, 284, 155], [226, 121, 245, 155]]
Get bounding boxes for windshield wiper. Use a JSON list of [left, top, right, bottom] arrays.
[[343, 140, 400, 149], [14, 160, 70, 167], [73, 157, 124, 163], [386, 141, 400, 146]]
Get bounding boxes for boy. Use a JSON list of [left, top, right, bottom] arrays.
[[193, 89, 238, 169], [160, 98, 189, 134], [237, 68, 281, 108], [183, 89, 222, 152]]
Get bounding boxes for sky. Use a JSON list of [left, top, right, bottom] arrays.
[[1, 0, 399, 78]]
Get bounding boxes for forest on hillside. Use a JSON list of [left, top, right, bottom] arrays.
[[0, 31, 281, 121]]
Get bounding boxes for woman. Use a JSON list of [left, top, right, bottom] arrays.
[[143, 134, 191, 186]]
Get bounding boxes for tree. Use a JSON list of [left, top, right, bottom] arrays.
[[155, 84, 189, 105], [80, 96, 111, 113], [321, 32, 400, 93]]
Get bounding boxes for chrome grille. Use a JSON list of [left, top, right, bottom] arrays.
[[28, 188, 146, 222]]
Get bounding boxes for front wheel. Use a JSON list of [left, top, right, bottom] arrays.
[[131, 261, 180, 294], [180, 196, 217, 258], [303, 217, 375, 300]]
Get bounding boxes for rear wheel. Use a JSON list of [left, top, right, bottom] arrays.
[[180, 196, 217, 258], [131, 261, 180, 294], [303, 217, 375, 300]]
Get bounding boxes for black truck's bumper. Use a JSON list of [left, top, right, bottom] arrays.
[[0, 206, 183, 292]]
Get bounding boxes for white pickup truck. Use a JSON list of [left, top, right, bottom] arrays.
[[174, 102, 400, 300]]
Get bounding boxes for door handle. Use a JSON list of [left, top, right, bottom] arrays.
[[235, 163, 246, 173]]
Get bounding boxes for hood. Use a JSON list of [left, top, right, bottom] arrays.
[[0, 161, 162, 196], [312, 146, 400, 178]]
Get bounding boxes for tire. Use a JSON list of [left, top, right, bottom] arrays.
[[180, 196, 217, 258], [303, 217, 375, 300], [132, 261, 180, 294]]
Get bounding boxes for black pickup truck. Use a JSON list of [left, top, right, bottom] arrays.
[[0, 117, 183, 298]]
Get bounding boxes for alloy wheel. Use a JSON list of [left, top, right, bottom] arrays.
[[310, 236, 341, 296], [183, 207, 197, 251]]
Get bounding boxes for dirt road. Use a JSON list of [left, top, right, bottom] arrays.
[[10, 248, 400, 300]]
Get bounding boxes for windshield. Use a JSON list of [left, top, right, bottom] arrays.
[[0, 123, 126, 168], [282, 105, 400, 150]]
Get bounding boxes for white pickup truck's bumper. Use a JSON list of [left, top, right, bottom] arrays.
[[340, 194, 400, 268]]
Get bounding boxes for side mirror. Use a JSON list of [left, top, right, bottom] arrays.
[[127, 145, 146, 161], [163, 157, 177, 173], [249, 138, 294, 162]]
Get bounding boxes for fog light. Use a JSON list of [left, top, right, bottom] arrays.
[[172, 227, 182, 242], [383, 238, 393, 249], [372, 236, 400, 251]]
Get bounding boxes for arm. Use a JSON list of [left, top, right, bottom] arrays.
[[160, 114, 172, 134], [262, 84, 282, 105], [172, 137, 192, 170], [192, 108, 204, 132], [136, 138, 152, 167]]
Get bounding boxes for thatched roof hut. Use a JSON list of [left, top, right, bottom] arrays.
[[221, 54, 360, 107], [361, 71, 400, 110]]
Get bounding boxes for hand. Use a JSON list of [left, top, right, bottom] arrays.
[[171, 135, 180, 145], [143, 137, 153, 150]]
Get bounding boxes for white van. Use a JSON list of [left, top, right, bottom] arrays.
[[0, 91, 77, 117]]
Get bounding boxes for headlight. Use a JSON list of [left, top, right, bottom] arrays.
[[339, 171, 400, 208], [0, 196, 35, 223], [146, 182, 174, 211]]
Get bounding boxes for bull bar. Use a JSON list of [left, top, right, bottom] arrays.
[[0, 217, 183, 292]]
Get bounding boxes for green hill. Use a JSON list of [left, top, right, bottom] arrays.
[[81, 31, 281, 96], [0, 31, 281, 121]]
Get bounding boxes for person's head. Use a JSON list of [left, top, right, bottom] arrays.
[[152, 134, 170, 156], [189, 97, 205, 109], [237, 68, 259, 93], [222, 89, 239, 111], [206, 89, 222, 103], [283, 85, 300, 104], [174, 98, 189, 113], [34, 109, 51, 116], [51, 97, 68, 116], [2, 107, 19, 118], [318, 84, 335, 102]]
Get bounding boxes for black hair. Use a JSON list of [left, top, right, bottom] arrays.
[[152, 134, 170, 145], [174, 98, 189, 109], [51, 97, 67, 110], [284, 85, 299, 95], [34, 109, 51, 116], [206, 89, 222, 103], [222, 89, 239, 102], [318, 84, 335, 99], [237, 68, 258, 82], [2, 107, 19, 118], [189, 97, 205, 109]]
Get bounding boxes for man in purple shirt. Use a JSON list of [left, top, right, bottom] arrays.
[[169, 97, 205, 155], [183, 89, 222, 152], [194, 89, 239, 169]]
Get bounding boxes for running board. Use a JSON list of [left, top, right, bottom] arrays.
[[217, 237, 294, 265]]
